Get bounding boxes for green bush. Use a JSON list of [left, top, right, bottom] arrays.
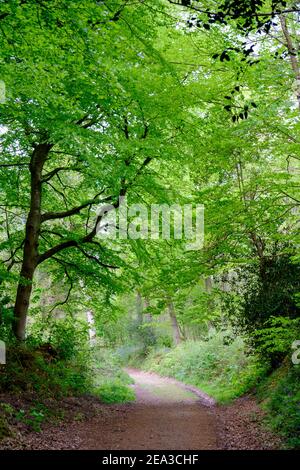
[[0, 344, 92, 398], [253, 316, 300, 367], [0, 313, 95, 399], [15, 405, 48, 432], [91, 348, 135, 403], [95, 379, 135, 404], [258, 362, 300, 449]]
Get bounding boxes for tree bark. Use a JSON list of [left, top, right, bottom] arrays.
[[168, 300, 181, 346], [144, 297, 152, 322], [86, 310, 96, 345], [136, 291, 143, 325], [13, 143, 51, 340], [280, 14, 300, 110]]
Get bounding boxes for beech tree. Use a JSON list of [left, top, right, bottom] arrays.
[[0, 0, 196, 339], [0, 0, 299, 343]]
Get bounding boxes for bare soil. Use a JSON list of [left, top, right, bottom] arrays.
[[0, 369, 283, 450], [78, 369, 217, 450]]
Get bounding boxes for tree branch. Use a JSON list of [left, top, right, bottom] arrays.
[[42, 166, 81, 183], [167, 1, 300, 17], [41, 191, 110, 222], [3, 240, 25, 265], [48, 265, 74, 314], [279, 190, 300, 204], [38, 155, 153, 264], [0, 163, 29, 168], [75, 245, 118, 269]]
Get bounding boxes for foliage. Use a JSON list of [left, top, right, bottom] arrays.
[[257, 362, 300, 449], [92, 348, 135, 404], [27, 316, 90, 361], [15, 404, 49, 433], [0, 0, 199, 339], [0, 343, 92, 397], [0, 290, 14, 342], [241, 255, 300, 330], [253, 317, 300, 367], [95, 380, 135, 404], [169, 0, 293, 33], [221, 254, 300, 367], [92, 348, 133, 386], [141, 330, 267, 402]]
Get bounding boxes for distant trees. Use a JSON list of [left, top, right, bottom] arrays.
[[0, 0, 298, 351]]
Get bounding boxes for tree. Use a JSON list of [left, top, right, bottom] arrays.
[[0, 0, 299, 348], [0, 0, 196, 339]]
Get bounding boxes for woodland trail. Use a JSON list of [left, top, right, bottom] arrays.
[[0, 369, 283, 450], [78, 369, 217, 450]]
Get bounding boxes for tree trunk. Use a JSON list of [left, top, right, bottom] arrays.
[[86, 310, 96, 345], [168, 300, 181, 346], [136, 291, 143, 325], [280, 14, 300, 110], [13, 143, 51, 340], [144, 297, 152, 322]]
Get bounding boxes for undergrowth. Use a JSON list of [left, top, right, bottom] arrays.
[[137, 330, 267, 403], [257, 361, 300, 449], [92, 348, 135, 404], [0, 338, 135, 439]]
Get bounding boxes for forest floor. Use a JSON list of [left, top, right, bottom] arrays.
[[0, 369, 282, 450]]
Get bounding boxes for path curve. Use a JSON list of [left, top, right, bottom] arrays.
[[0, 369, 282, 450], [126, 368, 215, 407], [79, 369, 217, 450]]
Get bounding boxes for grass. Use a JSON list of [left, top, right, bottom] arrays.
[[92, 348, 135, 404], [0, 343, 136, 441], [94, 379, 135, 404]]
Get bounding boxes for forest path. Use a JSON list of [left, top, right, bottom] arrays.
[[79, 368, 217, 450], [0, 369, 283, 450]]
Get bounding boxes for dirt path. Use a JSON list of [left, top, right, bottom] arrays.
[[0, 369, 283, 450], [78, 369, 217, 450]]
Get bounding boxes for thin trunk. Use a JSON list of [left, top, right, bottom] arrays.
[[205, 276, 212, 292], [86, 310, 96, 345], [144, 297, 152, 322], [280, 14, 300, 110], [235, 159, 266, 271], [168, 300, 181, 346], [13, 143, 51, 340], [136, 291, 143, 325]]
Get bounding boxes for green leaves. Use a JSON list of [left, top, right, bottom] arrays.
[[0, 0, 299, 346]]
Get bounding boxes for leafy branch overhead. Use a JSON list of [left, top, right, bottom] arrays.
[[0, 0, 299, 353]]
